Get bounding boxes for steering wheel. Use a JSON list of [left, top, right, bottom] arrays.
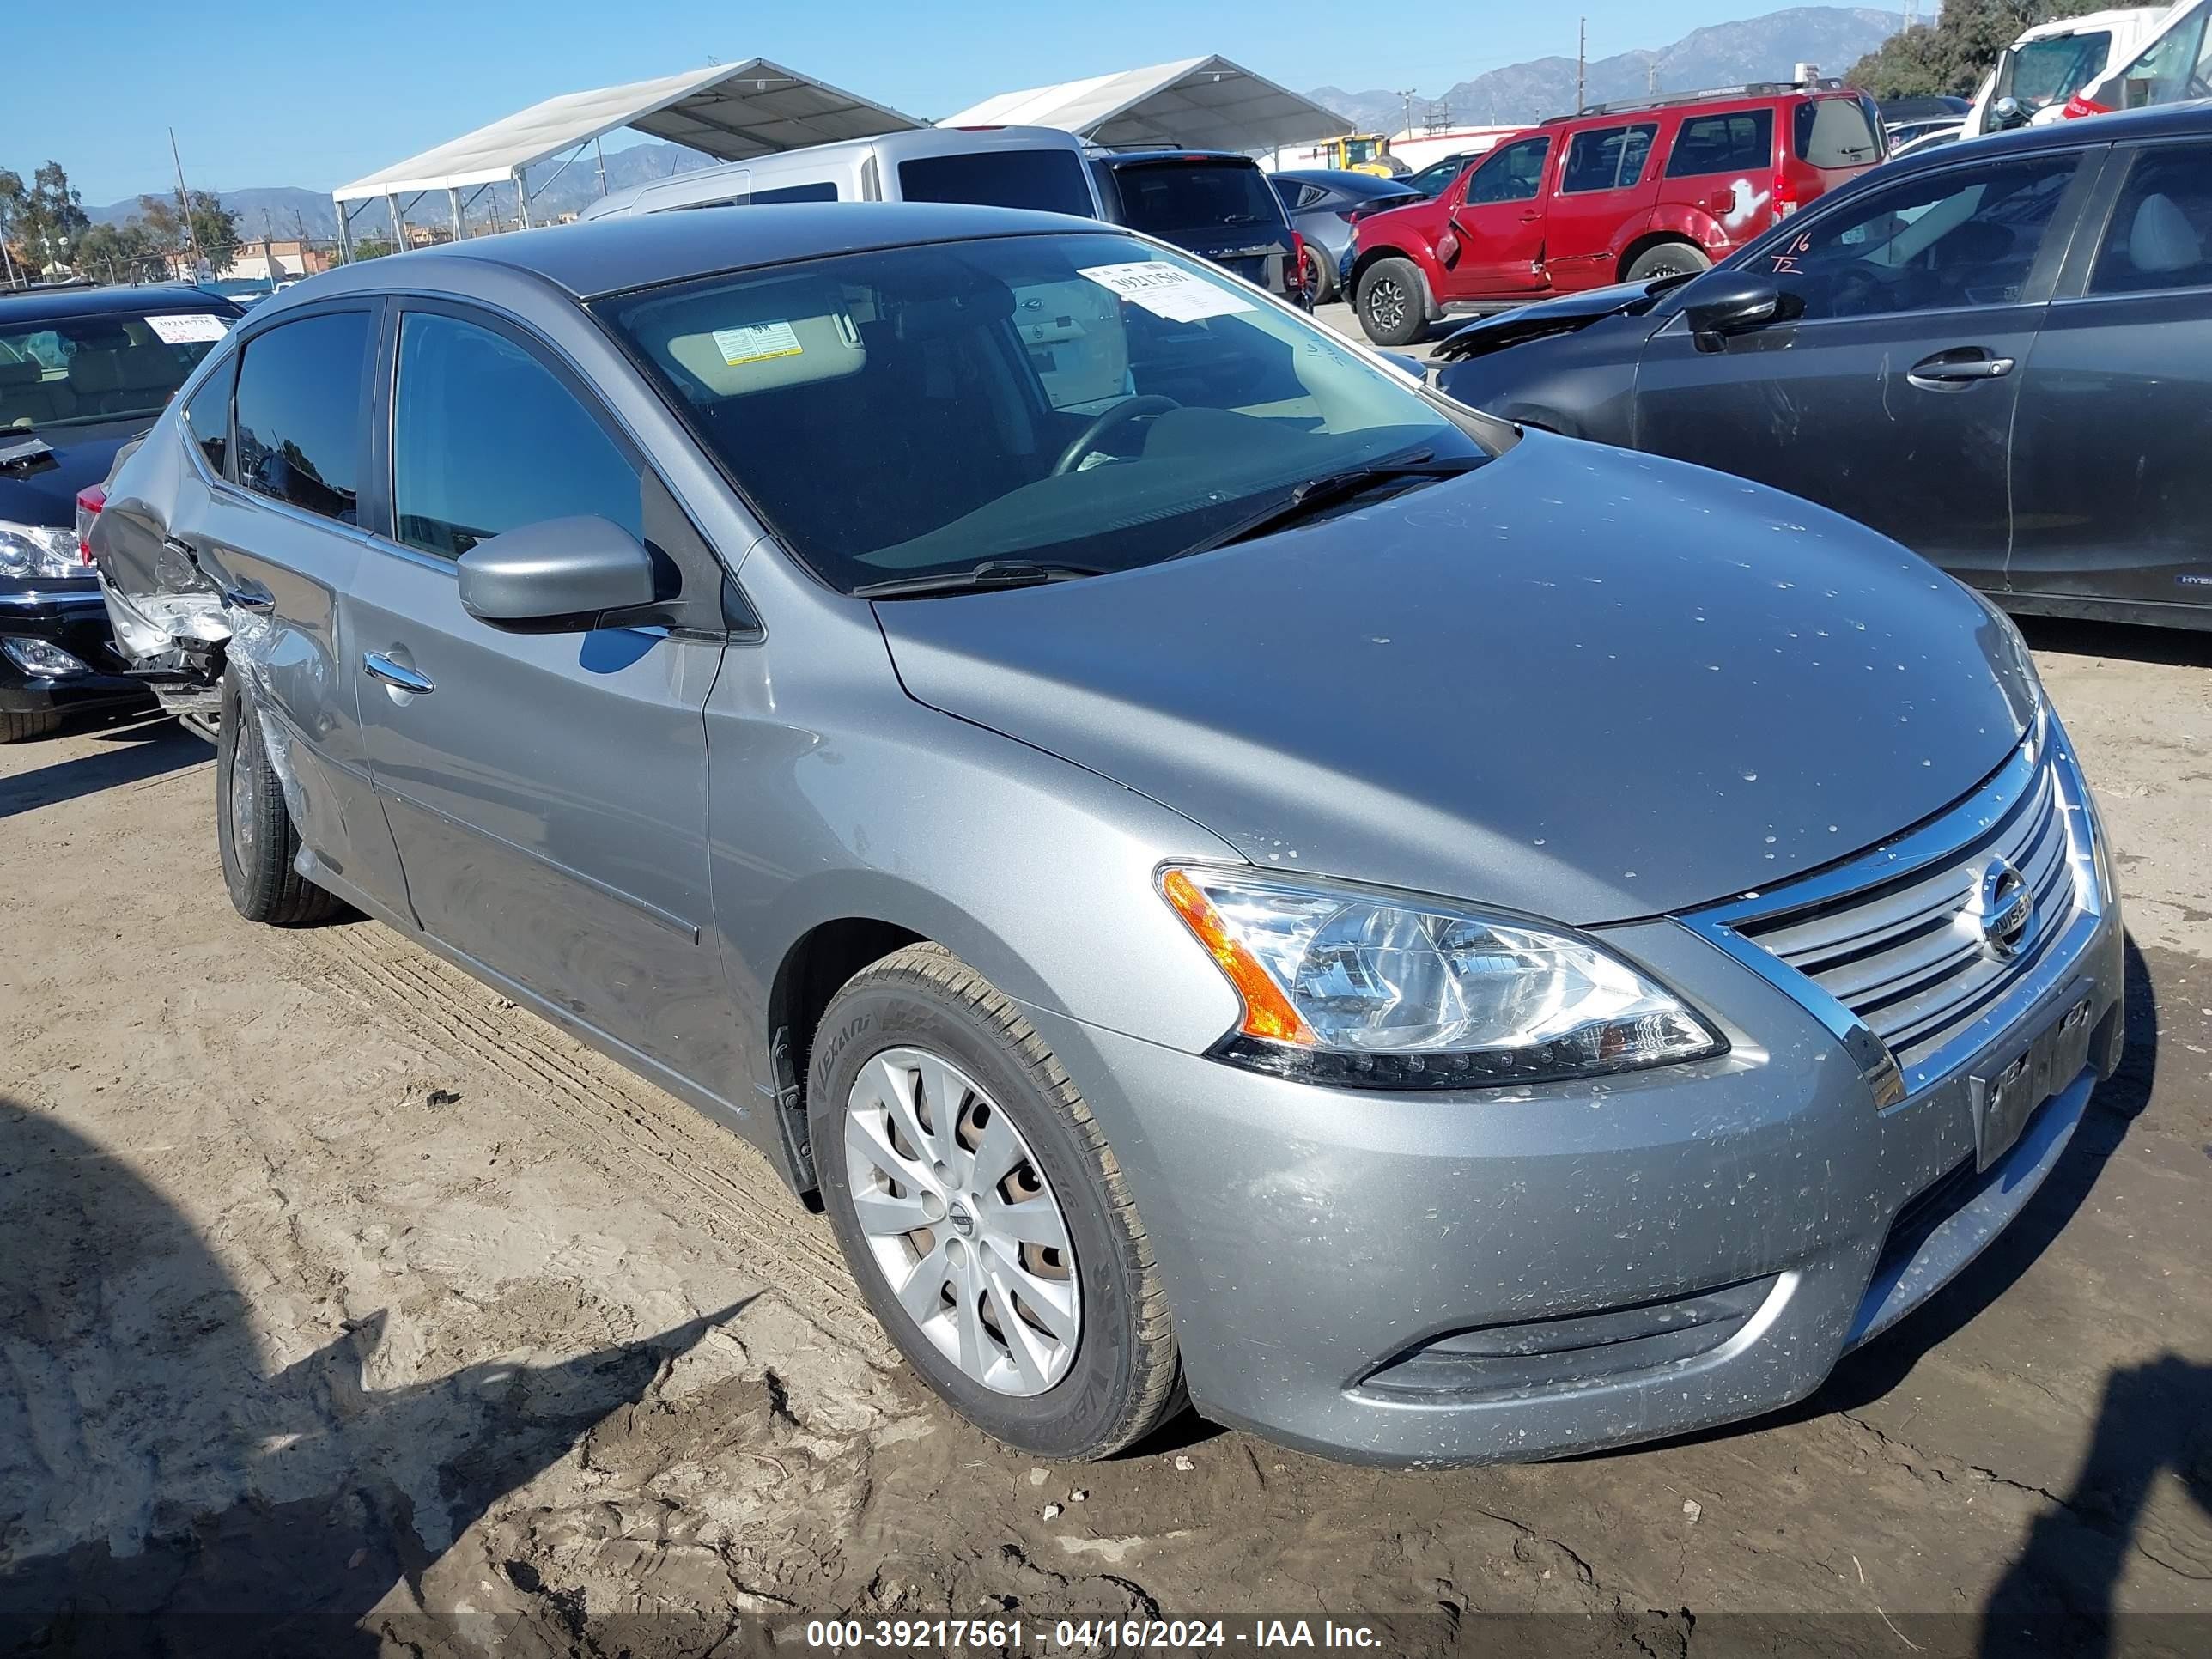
[[1051, 395, 1180, 477]]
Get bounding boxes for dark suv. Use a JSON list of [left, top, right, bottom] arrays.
[[1348, 81, 1884, 343], [1, 283, 242, 739], [1091, 149, 1308, 307]]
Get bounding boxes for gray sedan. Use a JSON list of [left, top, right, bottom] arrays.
[[93, 202, 2124, 1464]]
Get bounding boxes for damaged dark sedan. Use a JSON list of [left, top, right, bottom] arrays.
[[92, 203, 2123, 1464], [1, 283, 240, 739]]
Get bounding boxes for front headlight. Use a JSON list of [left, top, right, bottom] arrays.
[[1159, 866, 1726, 1089], [0, 520, 82, 581]]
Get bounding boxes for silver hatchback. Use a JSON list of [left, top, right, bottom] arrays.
[[94, 203, 2123, 1463]]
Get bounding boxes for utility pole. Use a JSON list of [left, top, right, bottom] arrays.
[[1395, 88, 1418, 137], [1648, 60, 1659, 95], [1577, 18, 1588, 113], [168, 127, 208, 281]]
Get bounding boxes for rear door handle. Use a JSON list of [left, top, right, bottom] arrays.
[[1907, 349, 2015, 387], [362, 652, 434, 696]]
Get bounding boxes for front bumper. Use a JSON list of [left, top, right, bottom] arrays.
[[0, 580, 152, 717], [1026, 735, 2124, 1466]]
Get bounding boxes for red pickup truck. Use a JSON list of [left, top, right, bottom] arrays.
[[1347, 81, 1886, 344]]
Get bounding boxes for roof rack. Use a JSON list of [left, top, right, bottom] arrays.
[[1542, 78, 1846, 124]]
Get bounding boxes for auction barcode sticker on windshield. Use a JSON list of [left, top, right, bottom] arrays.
[[712, 320, 803, 366], [144, 313, 232, 344], [1079, 262, 1255, 323]]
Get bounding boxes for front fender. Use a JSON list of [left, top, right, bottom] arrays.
[[1349, 240, 1446, 319]]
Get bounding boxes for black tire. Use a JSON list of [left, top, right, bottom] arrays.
[[216, 673, 338, 926], [1304, 244, 1335, 305], [810, 943, 1182, 1459], [0, 708, 64, 744], [1356, 256, 1427, 347], [1623, 240, 1711, 283]]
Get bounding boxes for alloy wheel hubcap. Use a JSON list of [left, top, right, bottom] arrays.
[[1370, 279, 1405, 329], [229, 738, 258, 857], [843, 1047, 1079, 1395]]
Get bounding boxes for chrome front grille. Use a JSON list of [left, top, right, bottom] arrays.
[[1687, 720, 2103, 1091]]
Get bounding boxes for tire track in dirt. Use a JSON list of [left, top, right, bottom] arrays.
[[283, 919, 892, 1363]]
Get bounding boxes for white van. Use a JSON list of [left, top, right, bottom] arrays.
[[2068, 0, 2212, 116], [576, 125, 1105, 222], [1966, 5, 2180, 133]]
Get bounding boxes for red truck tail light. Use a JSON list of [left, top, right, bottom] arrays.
[[1773, 172, 1798, 220], [1288, 230, 1309, 295], [75, 484, 106, 565]]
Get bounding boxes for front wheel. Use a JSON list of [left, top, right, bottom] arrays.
[[810, 944, 1182, 1459], [1356, 257, 1427, 347], [1624, 241, 1711, 283], [0, 708, 64, 744]]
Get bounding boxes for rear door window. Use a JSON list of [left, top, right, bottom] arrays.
[[896, 149, 1095, 216], [751, 180, 839, 204], [1794, 99, 1881, 168], [233, 310, 372, 524], [1109, 162, 1285, 234], [2090, 143, 2212, 293], [183, 359, 234, 477], [1665, 109, 1775, 178], [391, 310, 641, 558], [1561, 123, 1658, 193]]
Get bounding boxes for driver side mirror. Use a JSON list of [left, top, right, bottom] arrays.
[[457, 515, 664, 633], [1682, 274, 1784, 351], [1989, 95, 2029, 131]]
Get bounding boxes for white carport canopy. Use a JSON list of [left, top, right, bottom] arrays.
[[330, 59, 921, 249], [939, 56, 1351, 153]]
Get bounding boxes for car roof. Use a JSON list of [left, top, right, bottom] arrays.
[[1272, 169, 1420, 193], [1096, 149, 1260, 167], [0, 283, 241, 325], [1872, 97, 2212, 178], [297, 202, 1122, 304]]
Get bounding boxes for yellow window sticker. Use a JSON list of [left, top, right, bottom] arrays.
[[712, 320, 804, 366]]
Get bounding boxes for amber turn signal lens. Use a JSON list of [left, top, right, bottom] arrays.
[[1160, 868, 1317, 1046]]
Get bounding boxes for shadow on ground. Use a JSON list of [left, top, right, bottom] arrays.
[[0, 1097, 746, 1656], [0, 719, 204, 823]]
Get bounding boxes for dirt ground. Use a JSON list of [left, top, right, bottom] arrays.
[[3, 614, 2209, 1659]]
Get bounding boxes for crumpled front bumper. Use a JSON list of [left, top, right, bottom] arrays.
[[1018, 885, 2123, 1468]]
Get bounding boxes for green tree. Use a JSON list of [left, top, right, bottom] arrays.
[[1847, 0, 2121, 100], [0, 160, 92, 272], [134, 189, 242, 275], [74, 219, 164, 284]]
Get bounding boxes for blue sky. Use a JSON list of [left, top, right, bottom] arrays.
[[14, 1, 1766, 204]]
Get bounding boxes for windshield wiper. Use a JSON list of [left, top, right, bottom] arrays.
[[853, 560, 1107, 599], [1168, 453, 1485, 562]]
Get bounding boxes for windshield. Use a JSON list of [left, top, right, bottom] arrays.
[[1341, 137, 1384, 166], [1995, 31, 2112, 115], [2112, 3, 2212, 109], [0, 308, 232, 433], [1111, 162, 1285, 234], [596, 232, 1490, 592]]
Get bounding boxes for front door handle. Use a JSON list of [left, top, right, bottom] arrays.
[[362, 652, 434, 696], [1907, 349, 2016, 388]]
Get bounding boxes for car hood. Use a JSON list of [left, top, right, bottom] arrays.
[[0, 421, 145, 526], [1431, 279, 1680, 363], [875, 434, 2039, 925]]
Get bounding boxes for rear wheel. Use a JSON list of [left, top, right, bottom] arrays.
[[0, 709, 64, 744], [810, 943, 1182, 1459], [216, 673, 338, 926], [1304, 245, 1335, 304], [1624, 240, 1711, 283], [1357, 257, 1426, 347]]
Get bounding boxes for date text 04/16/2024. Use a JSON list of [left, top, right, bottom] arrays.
[[799, 1619, 1388, 1650]]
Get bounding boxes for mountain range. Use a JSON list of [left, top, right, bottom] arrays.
[[1312, 6, 1905, 135], [88, 6, 1907, 242]]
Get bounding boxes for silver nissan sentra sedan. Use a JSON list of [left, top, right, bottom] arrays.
[[92, 203, 2123, 1464]]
